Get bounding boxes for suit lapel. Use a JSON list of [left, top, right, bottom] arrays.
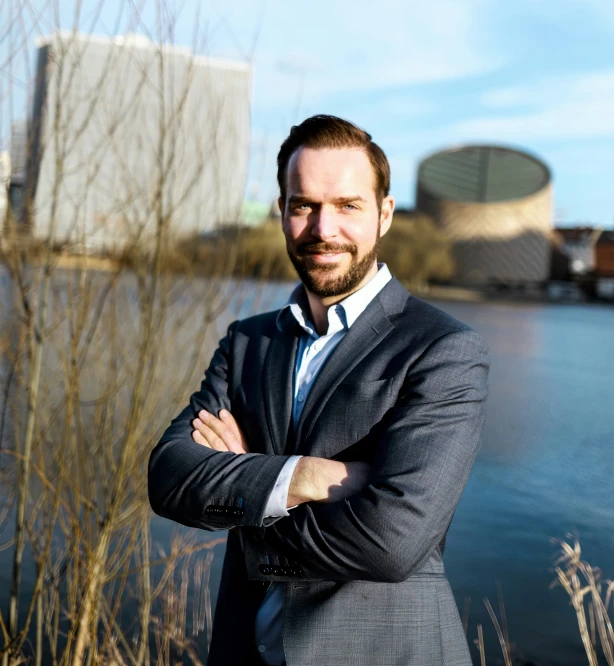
[[294, 296, 395, 453], [262, 322, 299, 456]]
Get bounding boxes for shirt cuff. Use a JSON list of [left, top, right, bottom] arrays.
[[263, 455, 303, 517]]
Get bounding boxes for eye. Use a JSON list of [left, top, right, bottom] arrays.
[[342, 203, 358, 210]]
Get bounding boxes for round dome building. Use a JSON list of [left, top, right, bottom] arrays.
[[416, 145, 553, 285]]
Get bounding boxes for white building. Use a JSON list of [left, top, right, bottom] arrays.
[[0, 152, 10, 225], [26, 31, 251, 253]]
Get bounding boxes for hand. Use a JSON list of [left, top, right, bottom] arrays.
[[325, 461, 371, 502], [287, 457, 371, 507], [191, 409, 250, 454]]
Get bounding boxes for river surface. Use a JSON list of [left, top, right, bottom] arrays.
[[1, 270, 613, 665]]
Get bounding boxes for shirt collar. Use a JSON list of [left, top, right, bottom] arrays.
[[276, 263, 392, 336]]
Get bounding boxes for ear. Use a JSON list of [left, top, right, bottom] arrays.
[[277, 197, 284, 216], [379, 195, 395, 238]]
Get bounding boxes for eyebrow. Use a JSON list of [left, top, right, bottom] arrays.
[[287, 195, 367, 205]]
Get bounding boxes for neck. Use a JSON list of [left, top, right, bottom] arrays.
[[305, 262, 379, 336]]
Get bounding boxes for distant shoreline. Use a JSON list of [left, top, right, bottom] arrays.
[[1, 256, 610, 307]]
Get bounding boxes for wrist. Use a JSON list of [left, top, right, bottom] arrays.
[[287, 456, 313, 507], [287, 456, 349, 507]]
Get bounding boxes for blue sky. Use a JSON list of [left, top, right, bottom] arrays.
[[193, 0, 614, 227], [9, 0, 614, 227]]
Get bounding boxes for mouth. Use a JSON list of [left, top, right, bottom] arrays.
[[306, 251, 347, 264]]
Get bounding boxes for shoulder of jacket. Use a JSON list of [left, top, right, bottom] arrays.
[[232, 309, 281, 336], [392, 294, 489, 349], [397, 295, 469, 333]]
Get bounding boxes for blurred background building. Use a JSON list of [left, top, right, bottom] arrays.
[[7, 121, 28, 220], [551, 226, 601, 277], [12, 31, 251, 254], [0, 152, 10, 224], [416, 145, 552, 286], [549, 226, 614, 299], [595, 231, 614, 278]]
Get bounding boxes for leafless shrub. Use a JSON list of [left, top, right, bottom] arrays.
[[0, 1, 255, 663]]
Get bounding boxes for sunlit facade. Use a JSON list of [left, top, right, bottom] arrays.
[[26, 32, 251, 253]]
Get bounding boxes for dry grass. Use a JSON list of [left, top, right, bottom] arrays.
[[468, 537, 613, 665], [551, 536, 614, 665]]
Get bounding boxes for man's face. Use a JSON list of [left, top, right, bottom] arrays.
[[279, 147, 394, 299]]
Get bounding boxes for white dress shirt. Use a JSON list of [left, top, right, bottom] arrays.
[[253, 264, 392, 665]]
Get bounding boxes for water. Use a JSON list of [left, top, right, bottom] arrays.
[[438, 300, 614, 665], [1, 270, 613, 664]]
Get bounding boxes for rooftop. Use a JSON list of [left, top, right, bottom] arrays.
[[36, 30, 251, 72]]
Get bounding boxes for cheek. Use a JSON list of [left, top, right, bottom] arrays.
[[282, 217, 308, 241], [342, 224, 374, 247]]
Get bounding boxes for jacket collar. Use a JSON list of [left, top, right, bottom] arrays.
[[263, 275, 410, 455], [276, 263, 393, 336]]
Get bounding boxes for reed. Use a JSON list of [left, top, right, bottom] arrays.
[[469, 537, 613, 665]]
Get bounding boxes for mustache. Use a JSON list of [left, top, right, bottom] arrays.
[[296, 242, 357, 255]]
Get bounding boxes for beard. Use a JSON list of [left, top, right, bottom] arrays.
[[287, 226, 381, 298]]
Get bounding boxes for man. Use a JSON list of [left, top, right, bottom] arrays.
[[148, 115, 490, 666]]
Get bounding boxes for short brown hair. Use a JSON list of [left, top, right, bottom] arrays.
[[277, 115, 391, 206]]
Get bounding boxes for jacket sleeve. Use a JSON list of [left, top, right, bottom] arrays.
[[249, 329, 490, 582], [147, 321, 294, 531]]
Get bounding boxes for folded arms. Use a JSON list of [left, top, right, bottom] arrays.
[[148, 322, 489, 582]]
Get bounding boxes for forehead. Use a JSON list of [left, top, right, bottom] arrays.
[[285, 147, 376, 199]]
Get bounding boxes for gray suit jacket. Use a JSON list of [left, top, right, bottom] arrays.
[[148, 277, 490, 666]]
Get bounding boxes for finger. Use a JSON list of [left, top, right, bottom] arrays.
[[192, 429, 210, 447], [219, 410, 250, 452], [198, 410, 240, 451], [192, 418, 227, 451], [192, 416, 212, 437], [219, 409, 241, 439]]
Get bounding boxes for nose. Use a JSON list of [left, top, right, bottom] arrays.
[[309, 206, 339, 241]]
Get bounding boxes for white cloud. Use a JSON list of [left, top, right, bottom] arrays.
[[244, 0, 503, 110], [458, 69, 614, 141], [481, 69, 614, 109], [454, 102, 614, 141]]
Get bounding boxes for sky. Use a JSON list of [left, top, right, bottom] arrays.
[[6, 0, 614, 227], [194, 0, 614, 227]]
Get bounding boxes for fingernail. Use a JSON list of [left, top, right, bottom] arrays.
[[220, 409, 229, 418], [199, 410, 208, 419]]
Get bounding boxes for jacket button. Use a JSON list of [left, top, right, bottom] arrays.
[[259, 565, 272, 575]]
